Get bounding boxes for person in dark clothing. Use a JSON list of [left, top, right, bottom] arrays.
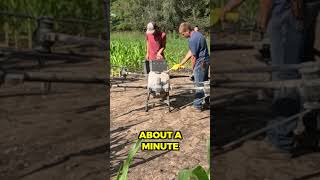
[[176, 22, 210, 111]]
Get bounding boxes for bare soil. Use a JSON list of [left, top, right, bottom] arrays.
[[110, 75, 210, 180], [0, 53, 108, 180], [211, 32, 320, 180], [1, 27, 319, 180]]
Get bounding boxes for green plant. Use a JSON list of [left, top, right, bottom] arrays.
[[177, 139, 210, 180], [111, 32, 210, 74], [115, 138, 210, 180], [116, 139, 143, 180], [0, 0, 105, 48]]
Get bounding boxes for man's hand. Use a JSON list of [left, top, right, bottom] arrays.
[[156, 52, 163, 60], [257, 16, 268, 32], [258, 0, 272, 33], [211, 8, 223, 25], [170, 64, 184, 71], [220, 0, 243, 22], [220, 9, 226, 22]]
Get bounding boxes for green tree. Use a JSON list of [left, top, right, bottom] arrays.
[[111, 0, 210, 32]]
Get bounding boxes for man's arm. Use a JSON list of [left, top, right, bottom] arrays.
[[180, 50, 193, 66], [145, 36, 149, 59], [258, 0, 273, 32], [223, 0, 243, 13], [146, 44, 149, 59], [157, 47, 165, 55], [181, 38, 198, 66], [157, 33, 166, 58]]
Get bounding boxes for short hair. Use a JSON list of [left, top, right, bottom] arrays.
[[179, 22, 192, 33]]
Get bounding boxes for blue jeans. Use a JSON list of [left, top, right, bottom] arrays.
[[267, 10, 304, 151], [301, 3, 320, 62], [193, 61, 209, 109]]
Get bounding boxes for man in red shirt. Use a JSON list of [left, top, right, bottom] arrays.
[[144, 22, 166, 75]]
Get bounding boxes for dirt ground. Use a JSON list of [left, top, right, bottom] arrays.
[[1, 29, 319, 180], [211, 31, 320, 180], [0, 52, 108, 180], [109, 28, 320, 180], [110, 75, 210, 179]]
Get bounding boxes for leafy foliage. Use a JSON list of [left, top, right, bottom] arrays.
[[177, 139, 210, 180], [116, 139, 143, 180], [111, 32, 210, 74], [211, 0, 259, 28], [116, 138, 211, 180], [111, 0, 210, 32], [0, 0, 105, 38]]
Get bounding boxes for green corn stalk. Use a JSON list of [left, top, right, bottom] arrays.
[[0, 0, 104, 48], [111, 32, 210, 74], [114, 137, 210, 180], [116, 139, 143, 180], [177, 138, 210, 180]]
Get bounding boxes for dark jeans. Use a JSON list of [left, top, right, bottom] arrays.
[[267, 10, 304, 151], [301, 2, 320, 62], [193, 61, 209, 109], [144, 60, 150, 77]]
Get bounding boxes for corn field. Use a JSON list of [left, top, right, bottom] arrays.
[[111, 32, 210, 75], [0, 0, 105, 48]]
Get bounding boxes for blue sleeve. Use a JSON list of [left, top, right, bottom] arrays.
[[189, 38, 199, 57]]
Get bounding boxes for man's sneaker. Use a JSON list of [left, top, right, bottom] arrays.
[[190, 75, 194, 82], [291, 132, 320, 157], [256, 139, 292, 159], [190, 106, 202, 112], [184, 105, 202, 112]]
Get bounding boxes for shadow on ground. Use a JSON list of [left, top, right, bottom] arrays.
[[110, 118, 170, 177]]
